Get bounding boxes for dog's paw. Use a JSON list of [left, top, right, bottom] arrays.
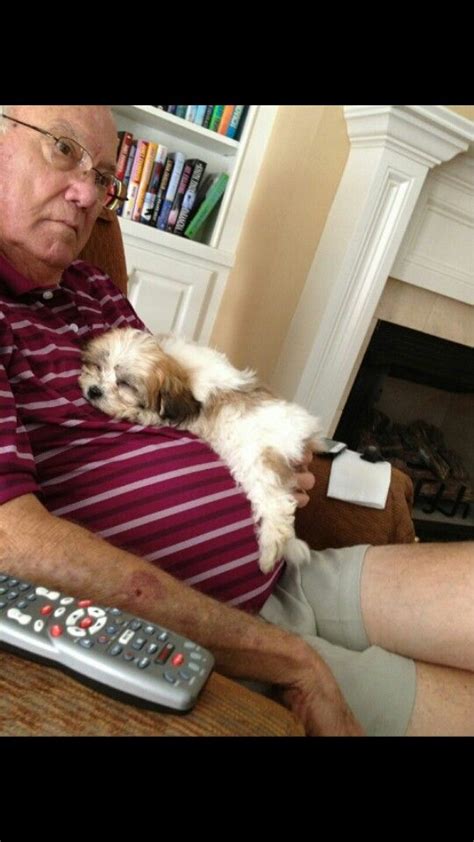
[[283, 537, 311, 566]]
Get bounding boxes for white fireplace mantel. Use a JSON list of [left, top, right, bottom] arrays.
[[271, 105, 474, 435]]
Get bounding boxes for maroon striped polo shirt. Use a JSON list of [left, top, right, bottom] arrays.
[[0, 255, 283, 611]]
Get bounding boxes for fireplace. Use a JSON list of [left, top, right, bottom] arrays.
[[334, 320, 474, 541]]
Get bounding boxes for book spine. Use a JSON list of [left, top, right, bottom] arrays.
[[175, 105, 187, 118], [167, 106, 177, 114], [217, 105, 235, 135], [116, 140, 137, 217], [226, 105, 246, 139], [193, 105, 207, 126], [185, 105, 197, 122], [173, 160, 207, 236], [140, 144, 168, 225], [165, 159, 194, 233], [132, 141, 158, 222], [156, 152, 186, 230], [116, 131, 134, 181], [202, 105, 214, 130], [150, 155, 174, 227], [184, 172, 229, 240], [122, 139, 148, 220], [208, 105, 224, 132]]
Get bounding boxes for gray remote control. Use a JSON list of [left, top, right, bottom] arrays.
[[0, 572, 214, 711]]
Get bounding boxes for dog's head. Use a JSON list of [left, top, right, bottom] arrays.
[[79, 328, 202, 426]]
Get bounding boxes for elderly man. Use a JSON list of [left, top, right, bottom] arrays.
[[1, 105, 474, 737]]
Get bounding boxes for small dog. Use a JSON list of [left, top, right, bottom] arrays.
[[79, 327, 323, 573]]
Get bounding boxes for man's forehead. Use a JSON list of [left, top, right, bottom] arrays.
[[12, 105, 118, 165]]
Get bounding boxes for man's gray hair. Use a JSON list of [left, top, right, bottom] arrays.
[[0, 105, 15, 134]]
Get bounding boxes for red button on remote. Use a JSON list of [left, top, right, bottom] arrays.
[[172, 653, 184, 667], [40, 604, 53, 616], [50, 625, 64, 637], [79, 617, 93, 629], [78, 599, 92, 608]]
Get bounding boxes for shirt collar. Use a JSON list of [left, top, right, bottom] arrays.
[[0, 253, 60, 297]]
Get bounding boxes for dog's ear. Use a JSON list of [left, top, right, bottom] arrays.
[[159, 387, 201, 426]]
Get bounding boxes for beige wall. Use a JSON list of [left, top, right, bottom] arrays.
[[210, 106, 349, 380], [210, 105, 473, 383]]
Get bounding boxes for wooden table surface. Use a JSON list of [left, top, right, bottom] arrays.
[[0, 648, 304, 737]]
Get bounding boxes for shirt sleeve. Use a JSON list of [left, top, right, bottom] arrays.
[[0, 319, 39, 505]]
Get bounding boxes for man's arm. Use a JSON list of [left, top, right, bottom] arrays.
[[0, 493, 362, 736]]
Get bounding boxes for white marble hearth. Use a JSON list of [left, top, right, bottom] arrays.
[[272, 106, 474, 436]]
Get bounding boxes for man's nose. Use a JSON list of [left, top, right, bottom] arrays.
[[64, 171, 101, 209]]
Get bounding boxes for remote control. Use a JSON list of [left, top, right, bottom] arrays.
[[0, 572, 214, 712], [320, 437, 348, 457]]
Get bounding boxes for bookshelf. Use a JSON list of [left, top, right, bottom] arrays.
[[111, 106, 277, 342]]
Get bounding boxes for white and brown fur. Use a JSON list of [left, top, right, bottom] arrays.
[[79, 328, 323, 573]]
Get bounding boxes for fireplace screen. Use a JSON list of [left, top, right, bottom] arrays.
[[335, 321, 474, 539]]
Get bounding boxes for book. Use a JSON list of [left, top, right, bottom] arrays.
[[156, 152, 186, 230], [175, 106, 187, 118], [132, 141, 158, 222], [184, 172, 229, 240], [122, 139, 149, 220], [116, 139, 137, 217], [185, 105, 197, 122], [116, 131, 134, 182], [165, 158, 194, 233], [226, 105, 246, 139], [193, 106, 207, 126], [140, 144, 168, 225], [217, 106, 235, 135], [150, 155, 174, 227], [173, 159, 207, 236], [208, 105, 224, 132], [202, 105, 214, 130]]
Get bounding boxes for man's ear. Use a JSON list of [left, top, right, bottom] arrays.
[[159, 387, 202, 426]]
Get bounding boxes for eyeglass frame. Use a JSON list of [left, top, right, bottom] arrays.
[[1, 113, 126, 210]]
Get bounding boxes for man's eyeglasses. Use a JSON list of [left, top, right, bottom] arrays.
[[1, 113, 127, 211]]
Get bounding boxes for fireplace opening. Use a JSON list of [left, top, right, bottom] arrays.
[[335, 321, 474, 541]]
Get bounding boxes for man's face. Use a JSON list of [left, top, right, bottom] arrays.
[[0, 105, 118, 281]]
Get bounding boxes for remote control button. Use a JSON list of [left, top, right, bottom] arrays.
[[118, 629, 135, 646], [157, 631, 168, 642], [0, 588, 7, 595], [131, 637, 146, 651], [0, 574, 8, 581], [60, 597, 74, 605], [97, 635, 110, 645], [78, 599, 92, 608], [26, 593, 37, 602], [190, 652, 203, 661], [109, 607, 122, 616], [79, 638, 94, 649], [0, 601, 6, 610], [17, 599, 28, 609], [179, 669, 191, 681], [87, 606, 106, 618], [172, 653, 184, 667], [18, 583, 31, 592], [66, 608, 85, 626], [67, 626, 87, 638], [144, 625, 155, 635], [40, 604, 53, 616], [147, 643, 158, 655], [88, 617, 107, 635], [8, 579, 18, 586], [50, 625, 64, 637], [137, 657, 150, 669], [183, 641, 196, 650], [79, 617, 93, 629], [34, 620, 44, 633], [109, 644, 123, 656], [54, 607, 66, 617], [18, 613, 32, 626], [163, 671, 177, 684], [129, 619, 142, 631], [188, 662, 200, 673], [7, 590, 19, 600], [123, 651, 134, 661], [106, 624, 119, 635], [156, 643, 174, 664]]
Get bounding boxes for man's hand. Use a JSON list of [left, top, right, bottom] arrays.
[[292, 445, 315, 508]]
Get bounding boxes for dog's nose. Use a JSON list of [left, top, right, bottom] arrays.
[[88, 385, 103, 400]]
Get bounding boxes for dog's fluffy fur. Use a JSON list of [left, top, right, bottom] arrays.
[[79, 328, 323, 573]]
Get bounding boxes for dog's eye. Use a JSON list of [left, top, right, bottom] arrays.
[[117, 379, 137, 393]]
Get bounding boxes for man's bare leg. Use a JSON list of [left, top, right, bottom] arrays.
[[361, 542, 474, 735]]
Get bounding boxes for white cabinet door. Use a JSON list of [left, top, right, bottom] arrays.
[[124, 243, 219, 340]]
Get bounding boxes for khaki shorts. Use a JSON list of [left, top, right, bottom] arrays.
[[259, 546, 417, 737]]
